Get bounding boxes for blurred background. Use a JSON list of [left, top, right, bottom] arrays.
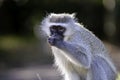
[[0, 0, 120, 80]]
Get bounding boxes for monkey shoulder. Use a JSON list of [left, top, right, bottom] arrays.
[[73, 30, 107, 54]]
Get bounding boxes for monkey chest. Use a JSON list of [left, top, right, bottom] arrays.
[[51, 47, 87, 76], [52, 47, 73, 70]]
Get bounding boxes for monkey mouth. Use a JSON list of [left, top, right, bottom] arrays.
[[48, 34, 63, 46], [50, 33, 64, 40]]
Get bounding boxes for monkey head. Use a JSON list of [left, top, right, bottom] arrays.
[[40, 13, 83, 46]]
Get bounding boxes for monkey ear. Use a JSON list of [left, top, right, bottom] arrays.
[[71, 13, 76, 17], [71, 13, 78, 22]]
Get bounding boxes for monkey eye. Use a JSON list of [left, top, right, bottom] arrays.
[[50, 26, 57, 31], [50, 26, 65, 32], [58, 27, 66, 32]]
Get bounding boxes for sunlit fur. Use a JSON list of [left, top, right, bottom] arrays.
[[40, 13, 117, 80], [41, 13, 82, 41]]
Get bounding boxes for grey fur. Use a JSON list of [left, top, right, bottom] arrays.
[[41, 13, 117, 80], [47, 13, 76, 23], [49, 15, 72, 23]]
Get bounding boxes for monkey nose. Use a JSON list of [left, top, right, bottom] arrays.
[[52, 33, 63, 40]]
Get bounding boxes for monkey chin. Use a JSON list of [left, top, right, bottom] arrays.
[[48, 37, 56, 45], [47, 37, 63, 46]]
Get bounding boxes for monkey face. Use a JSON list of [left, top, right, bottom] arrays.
[[48, 25, 66, 45], [41, 13, 78, 42], [50, 25, 66, 39]]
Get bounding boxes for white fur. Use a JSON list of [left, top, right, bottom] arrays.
[[40, 13, 117, 80]]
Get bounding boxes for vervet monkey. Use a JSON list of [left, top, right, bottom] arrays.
[[40, 13, 117, 80]]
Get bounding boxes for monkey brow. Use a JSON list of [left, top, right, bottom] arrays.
[[49, 16, 73, 23]]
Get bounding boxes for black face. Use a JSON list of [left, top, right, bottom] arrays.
[[50, 25, 66, 40], [48, 25, 66, 45]]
